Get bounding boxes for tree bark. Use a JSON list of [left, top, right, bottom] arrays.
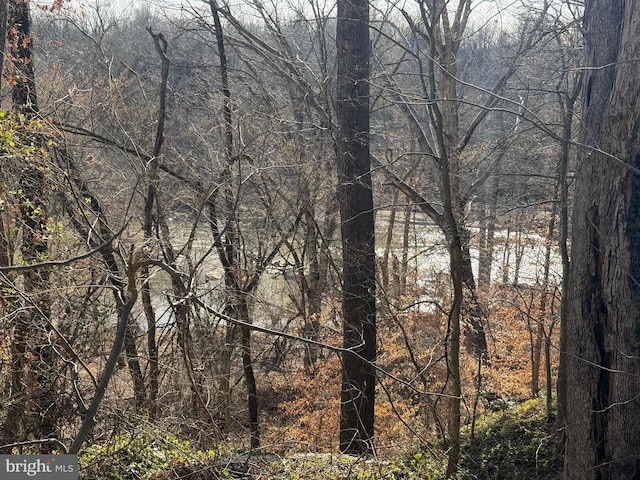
[[8, 0, 37, 115], [1, 0, 58, 452], [564, 1, 640, 478], [237, 297, 260, 449], [0, 0, 7, 96], [336, 0, 376, 455]]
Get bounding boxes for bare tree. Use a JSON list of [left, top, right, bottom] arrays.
[[335, 0, 376, 455], [370, 1, 560, 473]]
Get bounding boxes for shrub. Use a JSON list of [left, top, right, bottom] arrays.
[[79, 428, 218, 480]]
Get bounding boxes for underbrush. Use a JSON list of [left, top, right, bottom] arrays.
[[456, 399, 563, 479], [79, 428, 219, 480], [78, 399, 562, 479]]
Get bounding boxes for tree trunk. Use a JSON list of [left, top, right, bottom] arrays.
[[544, 317, 556, 421], [123, 325, 146, 411], [513, 228, 523, 286], [554, 52, 582, 434], [532, 209, 556, 398], [220, 321, 234, 433], [0, 197, 18, 450], [142, 275, 159, 420], [70, 274, 139, 454], [237, 297, 260, 449], [0, 0, 7, 95], [140, 28, 171, 420], [400, 204, 412, 296], [61, 158, 148, 417], [477, 200, 496, 288], [8, 0, 37, 115], [445, 241, 464, 477], [208, 0, 259, 444], [531, 324, 544, 398], [302, 201, 323, 373], [381, 189, 399, 292], [477, 146, 502, 289], [564, 2, 640, 478], [336, 0, 376, 455], [1, 0, 58, 451], [502, 227, 511, 284]]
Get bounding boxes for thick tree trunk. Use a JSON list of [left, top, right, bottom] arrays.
[[9, 0, 37, 115], [0, 0, 7, 94], [564, 2, 640, 478], [1, 1, 58, 451], [336, 0, 376, 455]]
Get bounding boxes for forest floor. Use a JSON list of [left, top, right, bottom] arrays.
[[79, 398, 563, 480]]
